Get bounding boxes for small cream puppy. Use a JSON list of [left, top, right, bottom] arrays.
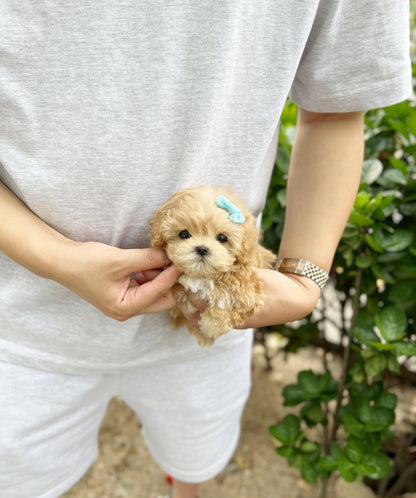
[[149, 186, 276, 347]]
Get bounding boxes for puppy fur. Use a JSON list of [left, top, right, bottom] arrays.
[[149, 186, 276, 348]]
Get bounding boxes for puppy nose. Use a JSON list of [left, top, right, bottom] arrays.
[[195, 245, 210, 257]]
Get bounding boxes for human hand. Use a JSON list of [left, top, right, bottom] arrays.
[[55, 241, 182, 321], [180, 269, 321, 329], [239, 269, 321, 329]]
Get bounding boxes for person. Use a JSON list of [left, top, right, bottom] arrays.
[[0, 2, 411, 497]]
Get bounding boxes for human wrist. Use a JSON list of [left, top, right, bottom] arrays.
[[0, 181, 82, 282], [241, 269, 320, 329], [275, 257, 329, 291], [44, 234, 82, 284]]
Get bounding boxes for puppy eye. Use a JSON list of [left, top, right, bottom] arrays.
[[217, 234, 228, 243], [179, 230, 192, 239]]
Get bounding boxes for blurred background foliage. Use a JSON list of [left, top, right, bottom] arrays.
[[262, 4, 416, 496]]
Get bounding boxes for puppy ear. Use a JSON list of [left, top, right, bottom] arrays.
[[149, 208, 166, 247], [235, 216, 276, 268], [234, 215, 260, 266], [149, 189, 194, 247], [253, 243, 276, 269]]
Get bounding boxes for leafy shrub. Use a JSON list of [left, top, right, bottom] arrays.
[[264, 96, 416, 494]]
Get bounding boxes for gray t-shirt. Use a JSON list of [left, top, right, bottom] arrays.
[[0, 1, 411, 373]]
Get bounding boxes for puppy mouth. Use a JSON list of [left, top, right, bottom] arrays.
[[192, 247, 212, 271], [189, 247, 220, 276]]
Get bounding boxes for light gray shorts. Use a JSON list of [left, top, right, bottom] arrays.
[[0, 331, 252, 498]]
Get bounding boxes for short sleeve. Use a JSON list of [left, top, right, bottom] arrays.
[[290, 0, 412, 112]]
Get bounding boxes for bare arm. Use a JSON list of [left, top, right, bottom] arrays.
[[243, 108, 364, 327], [0, 182, 181, 320]]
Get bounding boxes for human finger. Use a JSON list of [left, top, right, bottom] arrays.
[[123, 246, 171, 273], [134, 269, 163, 285], [120, 264, 182, 316]]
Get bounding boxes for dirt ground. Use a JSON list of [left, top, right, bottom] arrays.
[[62, 343, 416, 498]]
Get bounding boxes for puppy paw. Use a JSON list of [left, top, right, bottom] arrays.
[[199, 311, 232, 339], [170, 307, 187, 329], [187, 325, 215, 348], [197, 335, 215, 348]]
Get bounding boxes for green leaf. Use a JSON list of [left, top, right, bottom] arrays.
[[400, 202, 416, 216], [362, 432, 382, 454], [389, 281, 416, 308], [356, 311, 376, 330], [355, 398, 373, 424], [276, 445, 297, 458], [301, 441, 321, 464], [361, 159, 383, 185], [365, 192, 384, 215], [389, 156, 408, 174], [343, 247, 354, 266], [386, 355, 402, 374], [282, 384, 306, 406], [277, 189, 287, 207], [375, 306, 408, 342], [275, 148, 290, 174], [364, 452, 390, 479], [345, 437, 366, 463], [297, 370, 320, 397], [343, 225, 360, 239], [381, 230, 413, 252], [365, 407, 395, 432], [377, 168, 408, 187], [350, 381, 383, 401], [364, 354, 387, 378], [375, 392, 397, 411], [370, 342, 397, 351], [376, 194, 397, 216], [317, 370, 332, 391], [395, 265, 416, 281], [352, 326, 380, 347], [269, 415, 301, 446], [301, 464, 318, 484], [300, 440, 320, 454], [338, 454, 357, 482], [330, 442, 343, 459], [394, 341, 416, 357], [342, 412, 365, 437], [356, 462, 378, 477], [282, 125, 297, 146], [288, 452, 304, 469], [318, 370, 339, 399], [371, 265, 396, 285], [354, 191, 372, 209], [319, 455, 339, 472], [361, 348, 376, 360], [356, 254, 374, 268], [365, 234, 384, 253], [301, 402, 325, 425], [377, 251, 407, 263], [349, 212, 374, 227]]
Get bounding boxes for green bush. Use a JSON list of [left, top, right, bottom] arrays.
[[264, 89, 416, 495]]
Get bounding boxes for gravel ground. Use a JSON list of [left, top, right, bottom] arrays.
[[62, 344, 415, 498]]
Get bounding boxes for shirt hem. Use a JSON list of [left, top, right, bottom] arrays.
[[290, 75, 413, 113]]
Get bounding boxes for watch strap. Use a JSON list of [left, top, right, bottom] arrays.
[[275, 258, 329, 290]]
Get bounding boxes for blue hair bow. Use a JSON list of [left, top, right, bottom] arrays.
[[215, 195, 245, 224]]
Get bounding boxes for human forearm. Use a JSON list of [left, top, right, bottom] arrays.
[[0, 182, 181, 319], [244, 109, 364, 328], [0, 181, 72, 279], [279, 109, 364, 272]]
